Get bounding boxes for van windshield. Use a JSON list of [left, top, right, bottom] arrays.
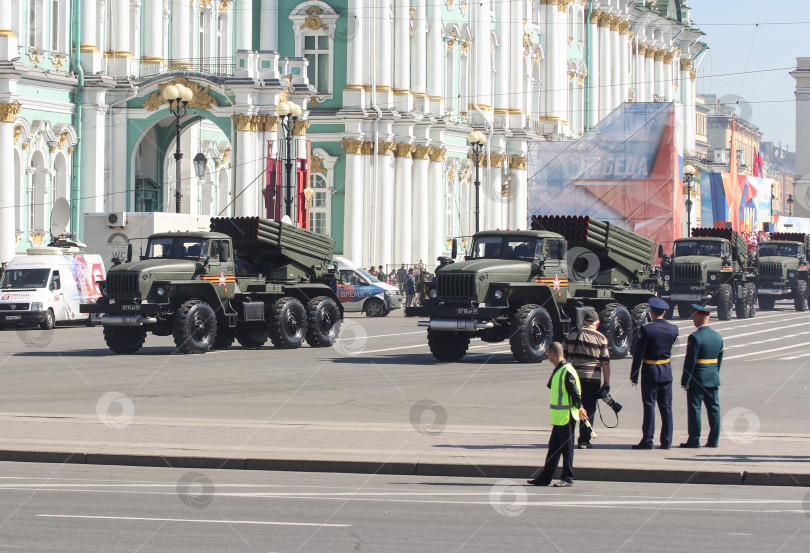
[[145, 237, 208, 259], [357, 269, 380, 283], [1, 268, 51, 289]]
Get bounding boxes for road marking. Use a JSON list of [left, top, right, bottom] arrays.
[[336, 331, 423, 342], [723, 345, 810, 361], [780, 352, 810, 360], [36, 514, 350, 527]]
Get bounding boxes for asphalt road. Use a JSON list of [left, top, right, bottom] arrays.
[[0, 461, 807, 552], [1, 304, 808, 439]]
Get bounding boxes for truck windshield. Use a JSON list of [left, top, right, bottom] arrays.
[[759, 243, 800, 257], [472, 237, 539, 260], [674, 241, 723, 257], [145, 238, 208, 259], [1, 268, 51, 289]]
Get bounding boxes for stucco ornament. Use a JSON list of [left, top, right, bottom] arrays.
[[142, 78, 219, 112]]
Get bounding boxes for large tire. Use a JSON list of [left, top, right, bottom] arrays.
[[735, 286, 751, 319], [758, 295, 776, 310], [236, 322, 269, 349], [103, 326, 147, 354], [269, 297, 308, 349], [630, 302, 652, 353], [599, 303, 633, 359], [364, 297, 388, 317], [676, 302, 692, 319], [427, 328, 470, 362], [747, 283, 757, 318], [795, 280, 808, 312], [715, 284, 733, 321], [173, 300, 217, 354], [39, 308, 55, 330], [510, 304, 553, 363], [213, 321, 236, 350], [305, 296, 341, 347]]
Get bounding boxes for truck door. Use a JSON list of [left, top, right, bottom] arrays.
[[207, 239, 236, 297], [49, 270, 67, 321]]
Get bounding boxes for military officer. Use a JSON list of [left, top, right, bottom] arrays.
[[680, 304, 724, 448], [630, 297, 679, 449]]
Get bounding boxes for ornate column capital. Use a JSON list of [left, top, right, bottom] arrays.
[[509, 155, 527, 170], [378, 141, 397, 156], [428, 147, 446, 163], [589, 9, 601, 24], [413, 145, 432, 160], [680, 58, 693, 71], [619, 21, 632, 35], [0, 101, 21, 123], [467, 152, 488, 167], [394, 142, 416, 158], [291, 119, 310, 136], [340, 137, 364, 155], [490, 153, 507, 166], [662, 51, 675, 64], [654, 49, 665, 62]]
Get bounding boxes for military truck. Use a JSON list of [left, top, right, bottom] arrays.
[[659, 227, 757, 320], [405, 215, 658, 363], [80, 217, 342, 354], [754, 232, 810, 311]]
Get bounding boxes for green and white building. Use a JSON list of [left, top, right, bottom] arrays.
[[0, 0, 704, 270]]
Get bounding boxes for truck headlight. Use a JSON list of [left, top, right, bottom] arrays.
[[709, 274, 716, 281], [789, 271, 796, 279], [494, 290, 504, 299], [664, 275, 670, 281], [157, 287, 166, 296], [429, 289, 438, 299], [30, 302, 41, 311]]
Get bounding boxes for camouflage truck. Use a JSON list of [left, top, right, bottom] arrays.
[[754, 232, 810, 311], [81, 217, 342, 354], [404, 216, 658, 363], [659, 227, 757, 320]]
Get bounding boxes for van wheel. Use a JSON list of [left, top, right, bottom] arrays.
[[510, 304, 553, 363], [305, 296, 341, 347], [103, 326, 147, 354], [40, 309, 55, 331], [364, 298, 388, 317], [269, 297, 308, 349], [173, 300, 217, 354]]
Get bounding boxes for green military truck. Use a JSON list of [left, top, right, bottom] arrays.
[[754, 232, 810, 311], [405, 215, 658, 363], [659, 227, 757, 320], [81, 217, 342, 354]]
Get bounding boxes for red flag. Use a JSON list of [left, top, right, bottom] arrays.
[[753, 149, 764, 177]]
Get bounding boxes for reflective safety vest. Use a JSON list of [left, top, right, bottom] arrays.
[[549, 362, 582, 425]]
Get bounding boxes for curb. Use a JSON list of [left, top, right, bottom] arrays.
[[0, 449, 807, 487]]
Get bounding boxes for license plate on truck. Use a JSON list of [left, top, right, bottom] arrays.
[[456, 307, 478, 315], [5, 315, 21, 320]]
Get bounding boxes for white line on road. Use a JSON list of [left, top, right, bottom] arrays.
[[35, 514, 350, 527], [781, 352, 810, 360], [336, 331, 423, 342]]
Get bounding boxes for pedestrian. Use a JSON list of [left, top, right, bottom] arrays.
[[562, 309, 610, 449], [404, 267, 416, 307], [0, 261, 7, 284], [527, 342, 588, 488], [378, 266, 384, 280], [629, 297, 679, 450], [397, 264, 407, 293], [417, 259, 425, 272], [368, 266, 378, 278], [680, 304, 724, 448]]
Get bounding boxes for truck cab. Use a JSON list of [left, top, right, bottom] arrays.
[[755, 240, 809, 311]]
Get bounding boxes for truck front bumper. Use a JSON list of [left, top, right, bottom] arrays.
[[80, 302, 162, 326], [0, 311, 46, 325], [406, 305, 504, 332]]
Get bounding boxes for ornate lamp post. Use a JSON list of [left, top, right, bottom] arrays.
[[788, 194, 794, 217], [467, 130, 487, 233], [275, 100, 303, 221], [163, 83, 194, 213], [683, 164, 696, 236]]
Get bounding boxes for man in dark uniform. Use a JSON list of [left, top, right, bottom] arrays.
[[680, 304, 724, 448], [630, 297, 679, 449]]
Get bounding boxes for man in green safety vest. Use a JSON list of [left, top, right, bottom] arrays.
[[527, 342, 589, 487]]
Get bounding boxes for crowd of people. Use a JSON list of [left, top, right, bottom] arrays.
[[362, 260, 433, 307]]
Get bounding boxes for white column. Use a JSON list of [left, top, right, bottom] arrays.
[[343, 147, 364, 261], [427, 154, 444, 267], [509, 152, 528, 229], [412, 147, 430, 263], [587, 12, 599, 129], [375, 0, 393, 108], [681, 60, 694, 152], [474, 0, 492, 121], [618, 26, 629, 106], [375, 149, 394, 267], [411, 0, 427, 110], [236, 0, 253, 51], [109, 108, 128, 212], [654, 51, 664, 99], [509, 1, 524, 127], [393, 146, 413, 265], [171, 0, 192, 62], [81, 92, 107, 214], [426, 1, 443, 117], [235, 123, 255, 216], [260, 0, 278, 51], [488, 160, 503, 230], [545, 1, 560, 120], [495, 5, 509, 115], [0, 106, 16, 262], [0, 2, 19, 60], [646, 50, 655, 100], [634, 44, 645, 102], [142, 0, 163, 60], [610, 21, 620, 110], [344, 0, 365, 107], [111, 0, 131, 76], [663, 56, 673, 101], [598, 15, 611, 121], [393, 0, 411, 112]]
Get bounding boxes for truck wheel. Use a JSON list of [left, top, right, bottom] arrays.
[[213, 322, 236, 350], [305, 296, 341, 347], [747, 283, 757, 317], [173, 300, 217, 354], [794, 280, 808, 312], [235, 322, 269, 349], [716, 284, 733, 321], [364, 298, 388, 317], [40, 309, 55, 331], [758, 296, 776, 310], [735, 288, 751, 319], [676, 302, 692, 319], [103, 326, 147, 354], [599, 303, 633, 359], [428, 328, 470, 362], [269, 297, 308, 349], [630, 303, 651, 353], [510, 304, 553, 363]]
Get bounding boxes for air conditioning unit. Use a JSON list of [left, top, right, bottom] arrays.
[[107, 212, 128, 228]]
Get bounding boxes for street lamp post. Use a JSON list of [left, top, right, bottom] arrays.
[[683, 164, 696, 236], [275, 100, 303, 221], [162, 83, 194, 213], [467, 130, 487, 233], [788, 194, 794, 217]]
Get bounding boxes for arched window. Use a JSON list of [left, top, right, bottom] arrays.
[[568, 5, 575, 41], [290, 2, 340, 97], [445, 39, 455, 117], [308, 149, 337, 236], [30, 151, 47, 233]]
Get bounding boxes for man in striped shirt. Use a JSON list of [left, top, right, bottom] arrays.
[[563, 310, 611, 449]]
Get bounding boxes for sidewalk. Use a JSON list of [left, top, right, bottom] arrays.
[[1, 413, 808, 486]]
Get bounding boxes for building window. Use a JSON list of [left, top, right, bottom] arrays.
[[51, 0, 61, 52], [309, 173, 330, 236], [199, 9, 210, 58], [217, 13, 228, 58], [445, 176, 455, 241], [290, 2, 340, 98], [29, 0, 44, 49], [303, 34, 329, 94]]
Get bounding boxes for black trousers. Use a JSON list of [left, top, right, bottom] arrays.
[[535, 419, 576, 484], [640, 379, 673, 447], [578, 378, 601, 444]]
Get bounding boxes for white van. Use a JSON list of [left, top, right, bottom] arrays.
[[334, 256, 403, 317], [0, 245, 106, 330]]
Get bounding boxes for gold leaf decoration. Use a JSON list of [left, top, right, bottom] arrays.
[[141, 77, 219, 112]]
